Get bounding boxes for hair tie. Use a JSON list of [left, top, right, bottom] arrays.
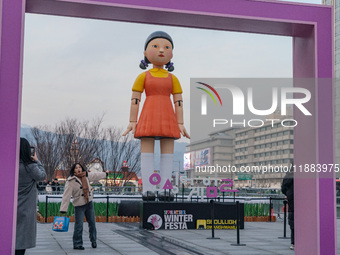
[[139, 60, 148, 70], [165, 62, 174, 72]]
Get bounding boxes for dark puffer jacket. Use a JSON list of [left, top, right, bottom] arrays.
[[281, 171, 294, 214]]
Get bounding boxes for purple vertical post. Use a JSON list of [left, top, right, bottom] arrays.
[[0, 0, 25, 254], [315, 13, 337, 255]]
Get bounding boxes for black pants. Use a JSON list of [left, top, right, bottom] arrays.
[[15, 249, 26, 255], [288, 212, 294, 245]]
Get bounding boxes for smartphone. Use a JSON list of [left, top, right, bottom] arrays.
[[30, 146, 35, 157]]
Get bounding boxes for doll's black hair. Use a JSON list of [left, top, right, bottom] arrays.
[[139, 31, 175, 72], [70, 162, 88, 177]]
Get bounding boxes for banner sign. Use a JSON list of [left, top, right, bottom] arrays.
[[141, 202, 244, 230], [237, 173, 252, 180]]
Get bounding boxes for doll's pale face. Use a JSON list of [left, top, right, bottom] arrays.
[[74, 164, 83, 175], [144, 38, 173, 68]]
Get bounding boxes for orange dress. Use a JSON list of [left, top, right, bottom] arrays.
[[134, 71, 181, 139]]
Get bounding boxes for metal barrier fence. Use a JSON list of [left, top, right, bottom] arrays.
[[41, 193, 286, 223], [38, 186, 286, 197]]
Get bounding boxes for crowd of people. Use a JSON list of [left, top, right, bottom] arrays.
[[38, 179, 61, 193]]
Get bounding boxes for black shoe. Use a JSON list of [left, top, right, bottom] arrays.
[[142, 191, 156, 201], [92, 242, 97, 248], [73, 246, 85, 250], [158, 190, 174, 201]]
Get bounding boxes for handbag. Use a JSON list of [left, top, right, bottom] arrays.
[[52, 216, 70, 232]]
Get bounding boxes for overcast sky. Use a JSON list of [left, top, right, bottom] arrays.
[[21, 0, 322, 141]]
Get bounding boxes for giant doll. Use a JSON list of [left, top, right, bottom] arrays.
[[123, 31, 190, 200]]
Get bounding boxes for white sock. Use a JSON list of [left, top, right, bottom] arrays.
[[141, 153, 155, 192], [160, 154, 173, 190]]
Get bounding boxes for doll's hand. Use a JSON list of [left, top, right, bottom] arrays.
[[122, 122, 137, 136], [178, 124, 190, 139]]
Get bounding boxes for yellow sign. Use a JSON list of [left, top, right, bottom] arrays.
[[196, 219, 237, 230]]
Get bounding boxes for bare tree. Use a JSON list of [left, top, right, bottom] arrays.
[[30, 116, 140, 185], [55, 116, 106, 172], [30, 126, 62, 182], [98, 127, 141, 187]]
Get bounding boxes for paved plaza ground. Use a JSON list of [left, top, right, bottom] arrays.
[[25, 219, 340, 255]]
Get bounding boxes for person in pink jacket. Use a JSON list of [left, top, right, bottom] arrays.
[[60, 163, 108, 250]]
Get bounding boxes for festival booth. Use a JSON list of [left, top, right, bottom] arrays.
[[0, 0, 335, 254]]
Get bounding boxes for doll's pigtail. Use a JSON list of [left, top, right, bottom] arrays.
[[165, 62, 174, 72], [139, 59, 148, 70]]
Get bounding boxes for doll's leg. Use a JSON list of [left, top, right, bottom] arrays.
[[160, 139, 174, 189], [141, 138, 155, 192]]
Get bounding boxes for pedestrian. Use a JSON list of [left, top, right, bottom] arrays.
[[60, 163, 108, 250], [123, 31, 190, 200], [37, 180, 46, 192], [53, 178, 60, 193], [281, 166, 294, 250], [16, 138, 46, 255], [45, 181, 52, 194]]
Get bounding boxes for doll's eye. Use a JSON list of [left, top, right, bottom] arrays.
[[165, 46, 170, 49], [152, 45, 158, 48]]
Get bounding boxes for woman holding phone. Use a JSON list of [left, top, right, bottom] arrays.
[[16, 138, 46, 255]]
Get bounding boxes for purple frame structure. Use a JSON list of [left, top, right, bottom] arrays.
[[0, 0, 335, 254]]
